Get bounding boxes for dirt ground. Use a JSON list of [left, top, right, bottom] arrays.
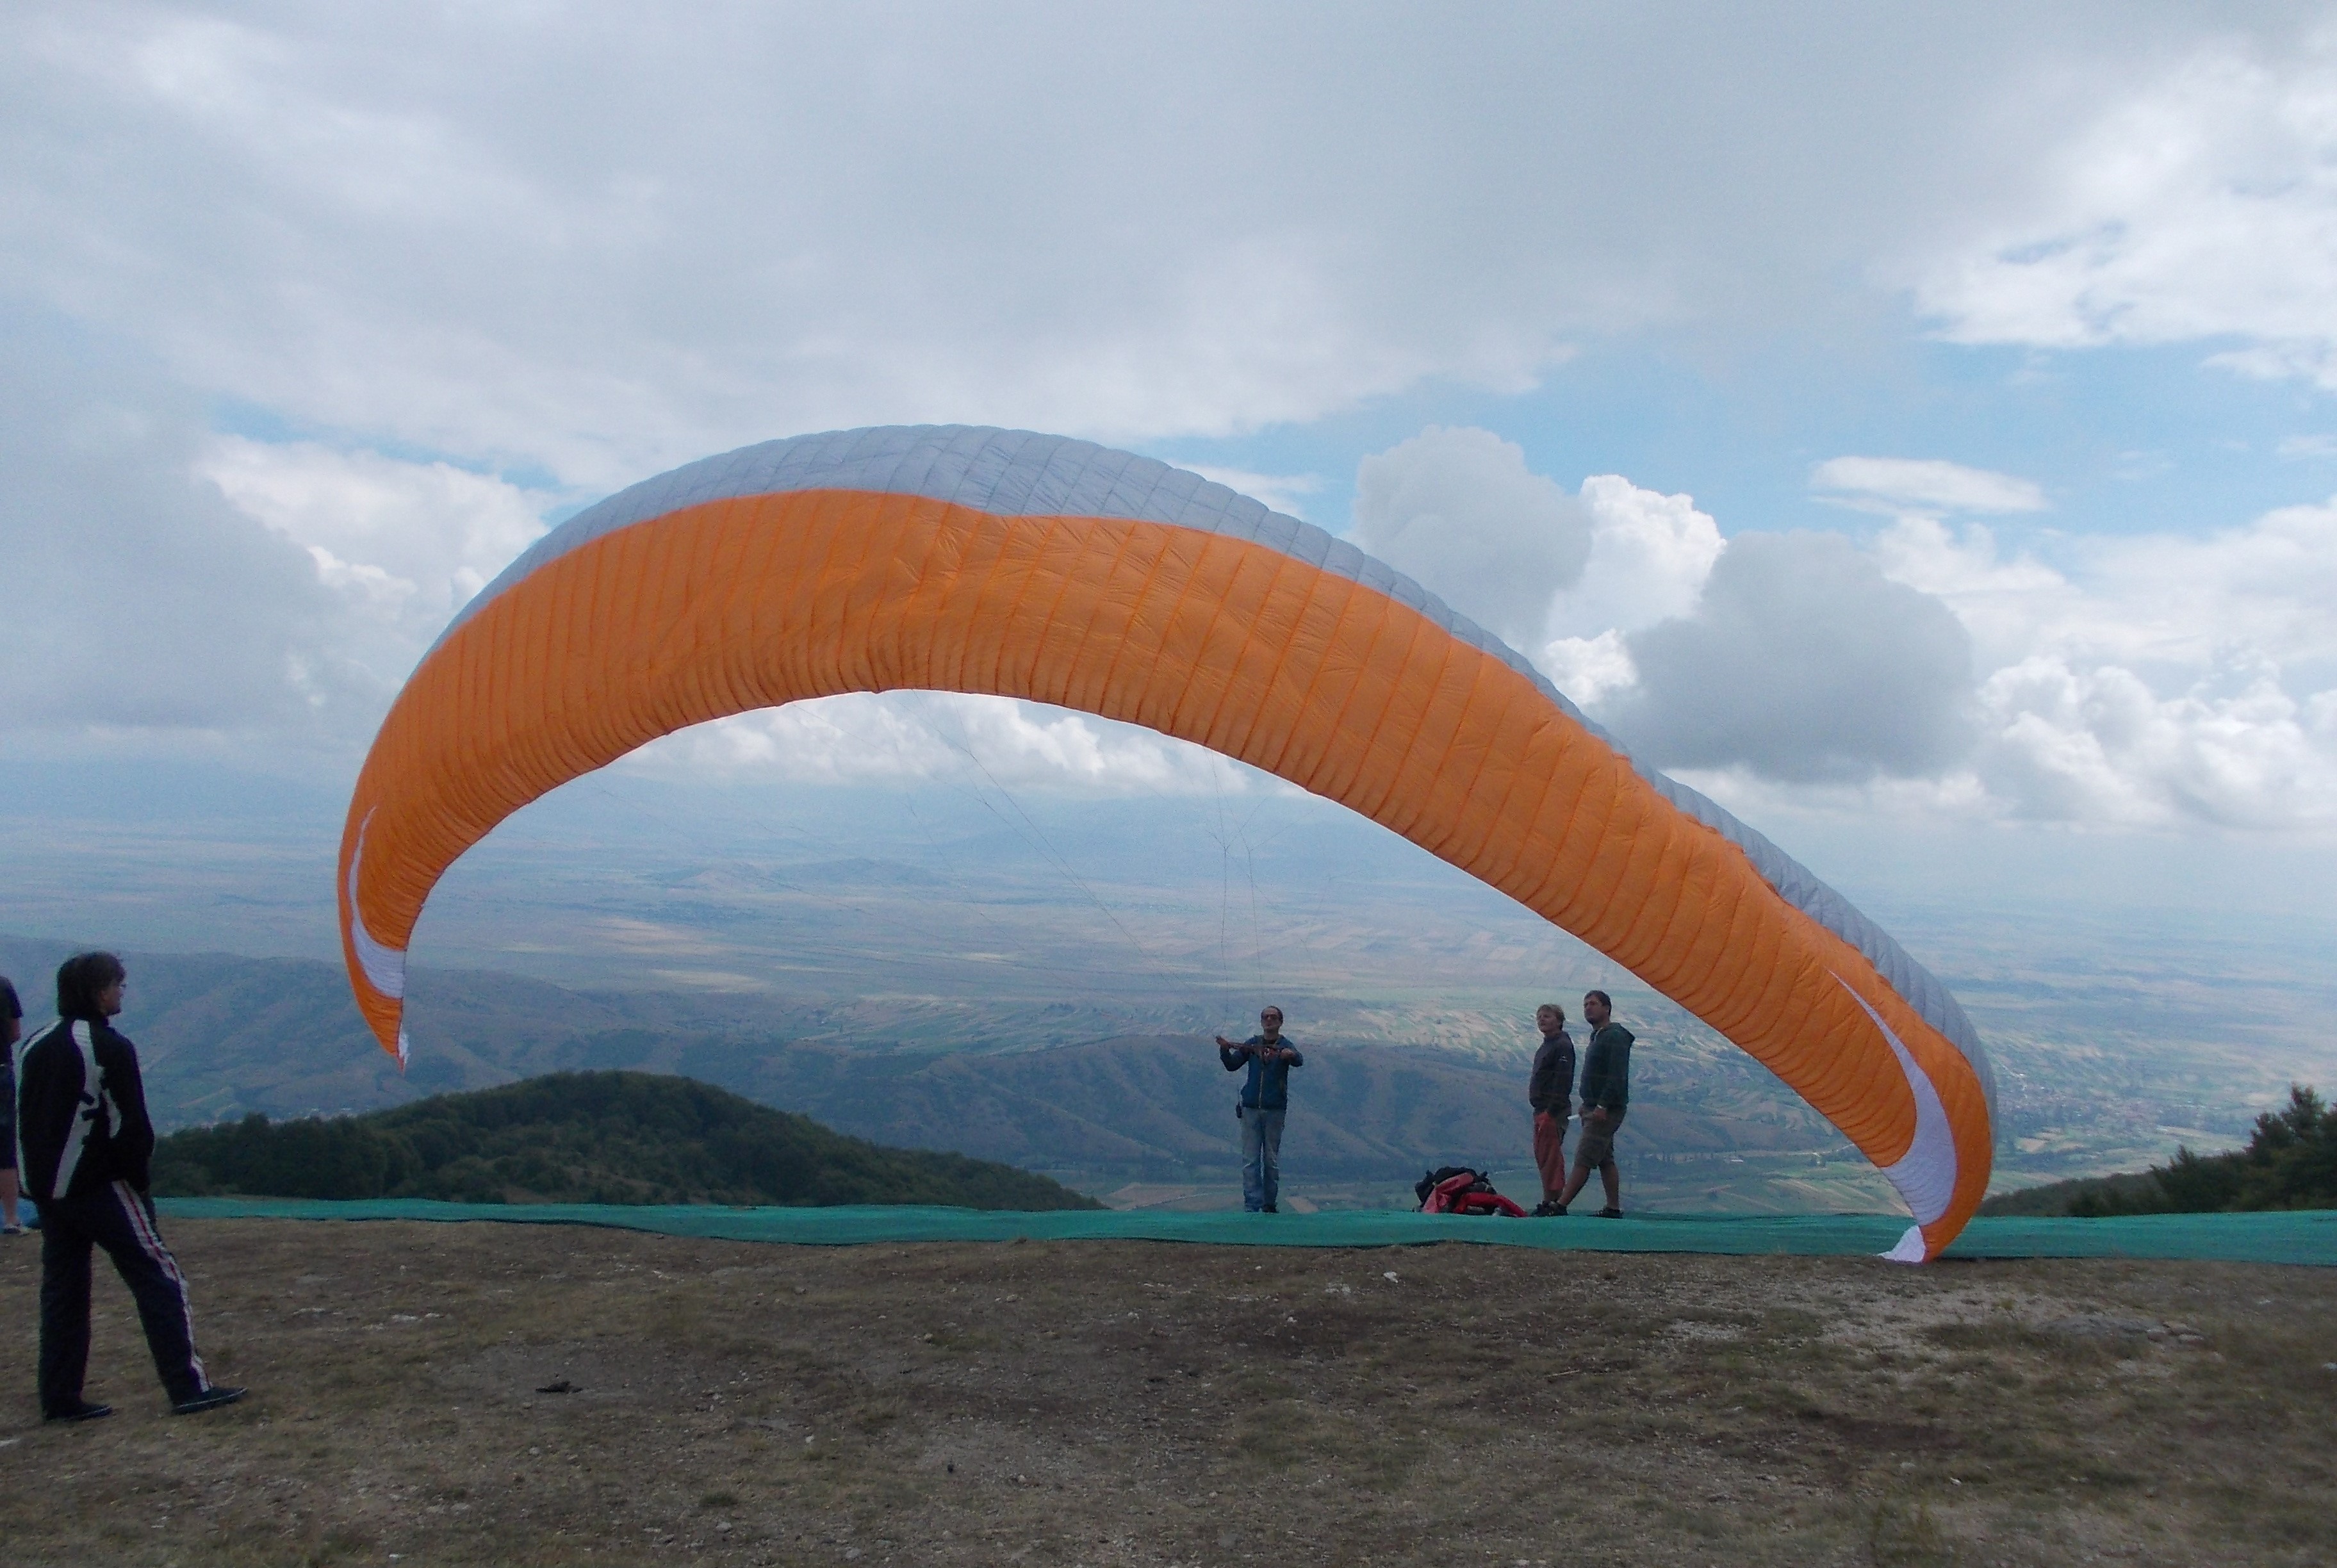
[[0, 1219, 2331, 1567]]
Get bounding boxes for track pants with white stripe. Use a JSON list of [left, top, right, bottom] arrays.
[[38, 1181, 208, 1413]]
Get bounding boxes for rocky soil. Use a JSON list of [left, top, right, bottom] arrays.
[[1, 1218, 2331, 1565]]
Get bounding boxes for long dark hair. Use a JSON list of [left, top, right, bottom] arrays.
[[56, 952, 126, 1020]]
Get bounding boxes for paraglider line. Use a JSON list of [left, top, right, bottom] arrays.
[[935, 724, 1186, 997]]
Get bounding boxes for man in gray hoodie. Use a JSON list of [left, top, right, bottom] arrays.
[[1556, 990, 1633, 1218]]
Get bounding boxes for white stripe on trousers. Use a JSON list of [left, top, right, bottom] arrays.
[[112, 1180, 206, 1389]]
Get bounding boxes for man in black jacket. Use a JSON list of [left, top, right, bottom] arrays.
[[17, 952, 245, 1421]]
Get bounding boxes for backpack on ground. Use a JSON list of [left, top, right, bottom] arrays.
[[1414, 1165, 1527, 1218]]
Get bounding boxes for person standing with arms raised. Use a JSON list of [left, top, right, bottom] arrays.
[[1215, 1006, 1304, 1213], [17, 952, 245, 1420], [1555, 990, 1633, 1218]]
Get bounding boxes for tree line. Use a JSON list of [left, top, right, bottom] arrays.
[[151, 1070, 1102, 1210], [1983, 1084, 2335, 1218]]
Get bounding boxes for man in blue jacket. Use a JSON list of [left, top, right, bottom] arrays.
[[1215, 1006, 1304, 1213], [17, 951, 245, 1421]]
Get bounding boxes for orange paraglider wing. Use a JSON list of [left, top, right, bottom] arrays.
[[339, 427, 1995, 1258]]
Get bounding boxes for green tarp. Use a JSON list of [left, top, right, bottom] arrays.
[[156, 1198, 2337, 1266]]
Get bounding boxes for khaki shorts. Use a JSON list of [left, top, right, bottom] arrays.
[[1575, 1107, 1625, 1166]]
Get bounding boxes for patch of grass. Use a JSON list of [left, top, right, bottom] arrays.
[[1866, 1494, 1954, 1567], [1227, 1400, 1313, 1467]]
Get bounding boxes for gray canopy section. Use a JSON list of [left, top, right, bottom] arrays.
[[441, 425, 1994, 1115]]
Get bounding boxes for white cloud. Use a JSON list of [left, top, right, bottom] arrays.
[[1350, 427, 1592, 653], [199, 439, 557, 680], [627, 692, 1258, 798], [1335, 439, 2331, 829], [1605, 531, 1976, 783], [1334, 436, 2337, 829], [1879, 503, 2337, 676], [1535, 473, 1726, 710], [1974, 654, 2337, 831], [1810, 456, 2047, 516], [1874, 504, 2337, 831], [1183, 466, 1323, 521], [1545, 475, 1726, 641], [1541, 630, 1639, 711], [1570, 503, 2332, 835], [0, 326, 377, 740], [1909, 27, 2337, 386], [2087, 500, 2337, 673], [3, 6, 1678, 489], [3, 5, 2254, 490], [11, 3, 2337, 848], [1867, 517, 2081, 674]]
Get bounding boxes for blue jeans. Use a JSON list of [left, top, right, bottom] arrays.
[[1239, 1105, 1286, 1211]]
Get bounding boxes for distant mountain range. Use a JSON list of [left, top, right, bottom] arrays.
[[152, 1070, 1100, 1209], [11, 755, 2334, 1212], [31, 927, 2305, 1214], [1, 933, 1876, 1210]]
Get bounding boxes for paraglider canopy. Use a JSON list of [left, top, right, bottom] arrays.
[[338, 426, 1995, 1259]]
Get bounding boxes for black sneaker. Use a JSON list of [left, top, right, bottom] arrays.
[[172, 1386, 247, 1416], [1596, 1207, 1624, 1219], [1261, 1204, 1278, 1213], [44, 1400, 112, 1423]]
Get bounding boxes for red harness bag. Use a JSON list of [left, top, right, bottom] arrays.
[[1421, 1170, 1526, 1217]]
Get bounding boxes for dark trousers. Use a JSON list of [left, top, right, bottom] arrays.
[[39, 1180, 208, 1412]]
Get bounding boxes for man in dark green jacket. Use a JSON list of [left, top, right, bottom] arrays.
[[1556, 990, 1632, 1217]]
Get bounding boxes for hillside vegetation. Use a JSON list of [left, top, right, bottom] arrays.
[[150, 1070, 1102, 1209], [1982, 1083, 2336, 1217]]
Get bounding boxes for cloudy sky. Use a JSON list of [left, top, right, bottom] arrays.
[[8, 2, 2337, 955]]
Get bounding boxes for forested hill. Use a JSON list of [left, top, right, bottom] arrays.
[[151, 1071, 1103, 1210], [1980, 1084, 2335, 1217]]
